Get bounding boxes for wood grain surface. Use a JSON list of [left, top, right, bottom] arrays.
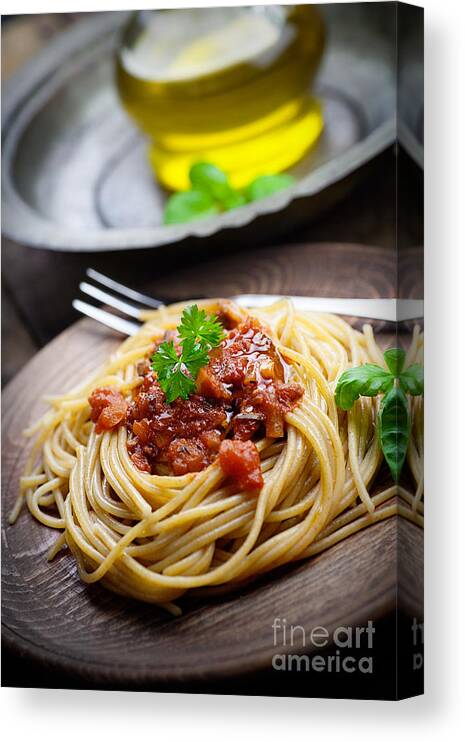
[[2, 241, 402, 361], [1, 243, 423, 685]]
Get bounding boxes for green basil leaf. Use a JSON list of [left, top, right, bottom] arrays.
[[189, 161, 240, 206], [335, 364, 394, 411], [245, 174, 295, 202], [384, 348, 406, 376], [378, 386, 410, 482], [399, 363, 424, 396], [222, 190, 247, 210], [164, 190, 219, 225]]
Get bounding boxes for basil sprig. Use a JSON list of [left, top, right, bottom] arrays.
[[335, 365, 393, 411], [244, 173, 295, 201], [164, 190, 220, 225], [335, 348, 423, 481], [378, 386, 410, 482], [164, 162, 295, 225]]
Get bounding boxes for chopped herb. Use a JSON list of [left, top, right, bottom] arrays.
[[151, 304, 225, 402], [178, 304, 225, 350]]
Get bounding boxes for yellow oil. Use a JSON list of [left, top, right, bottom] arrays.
[[116, 5, 325, 191]]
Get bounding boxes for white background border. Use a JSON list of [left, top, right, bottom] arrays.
[[1, 0, 464, 738]]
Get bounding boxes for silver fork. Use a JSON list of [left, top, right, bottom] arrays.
[[73, 268, 423, 335]]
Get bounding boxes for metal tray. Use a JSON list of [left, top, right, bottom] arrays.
[[1, 4, 396, 252]]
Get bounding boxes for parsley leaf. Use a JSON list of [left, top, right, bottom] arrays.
[[179, 337, 210, 378], [151, 341, 196, 402], [151, 340, 180, 380], [161, 365, 196, 403], [151, 305, 225, 402], [178, 304, 225, 349]]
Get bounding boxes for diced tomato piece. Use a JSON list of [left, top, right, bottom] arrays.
[[89, 388, 128, 434], [130, 448, 151, 473], [199, 429, 222, 452], [132, 418, 152, 445], [166, 438, 210, 475], [196, 366, 232, 401], [232, 416, 262, 441], [277, 382, 305, 408], [219, 439, 264, 491]]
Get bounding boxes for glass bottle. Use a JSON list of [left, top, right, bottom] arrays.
[[116, 5, 325, 191]]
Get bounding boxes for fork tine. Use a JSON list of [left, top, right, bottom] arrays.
[[80, 282, 141, 319], [73, 300, 140, 336], [86, 268, 163, 309]]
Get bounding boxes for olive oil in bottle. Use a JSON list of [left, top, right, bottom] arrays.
[[116, 5, 325, 191]]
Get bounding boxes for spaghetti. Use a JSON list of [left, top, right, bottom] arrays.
[[11, 299, 423, 614]]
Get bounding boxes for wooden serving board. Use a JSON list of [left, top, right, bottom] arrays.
[[1, 244, 422, 686]]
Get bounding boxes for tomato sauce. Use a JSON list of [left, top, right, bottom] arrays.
[[88, 311, 303, 491]]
